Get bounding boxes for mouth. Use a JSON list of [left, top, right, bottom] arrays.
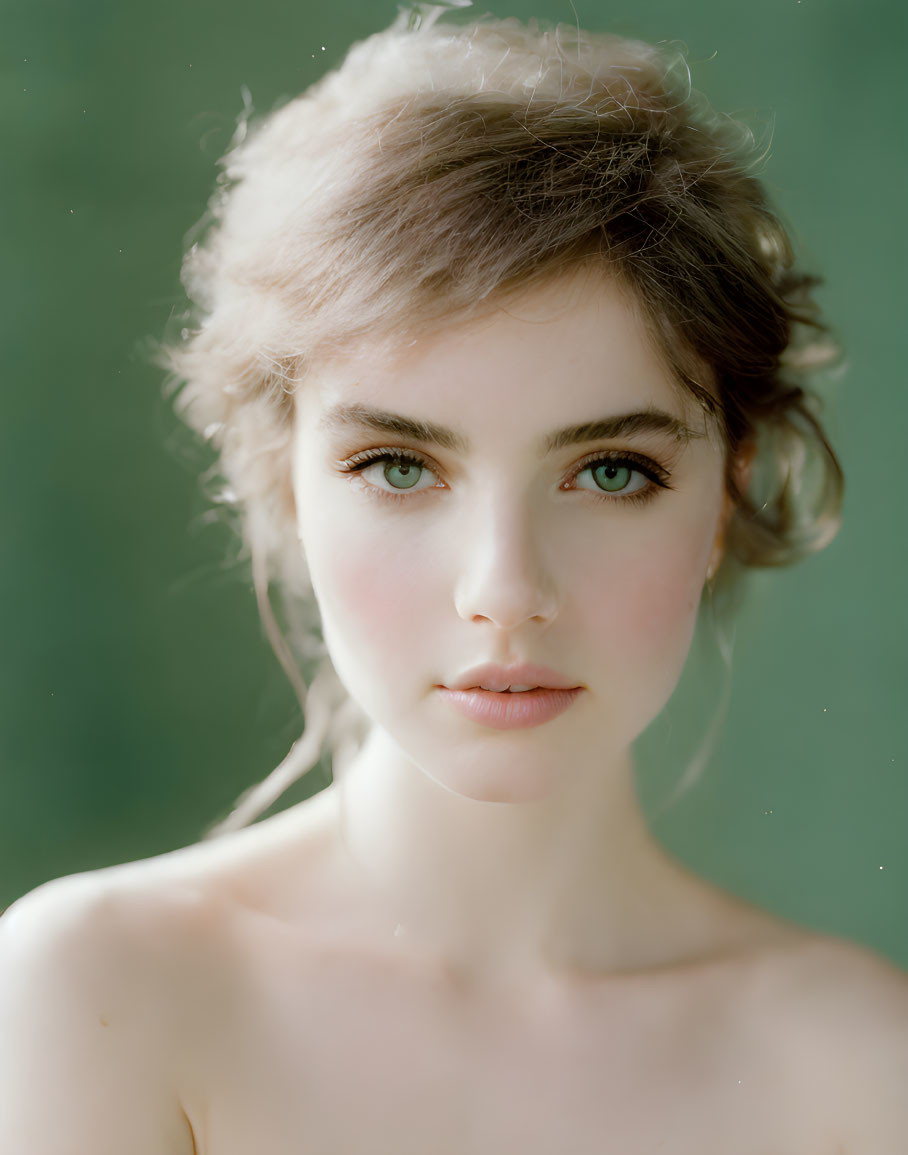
[[436, 685, 584, 729], [447, 684, 581, 694], [467, 685, 540, 693], [440, 662, 580, 694]]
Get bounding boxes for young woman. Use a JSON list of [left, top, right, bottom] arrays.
[[2, 6, 906, 1153]]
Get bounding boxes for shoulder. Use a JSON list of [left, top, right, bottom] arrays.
[[0, 871, 149, 992], [0, 805, 333, 1034], [0, 863, 231, 1045], [769, 931, 908, 1047], [0, 869, 211, 1153], [765, 933, 908, 1149], [2, 846, 253, 1000], [3, 854, 229, 965]]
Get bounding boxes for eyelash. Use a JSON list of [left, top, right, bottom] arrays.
[[336, 447, 675, 507]]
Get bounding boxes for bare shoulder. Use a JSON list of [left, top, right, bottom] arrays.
[[0, 823, 285, 1011], [2, 857, 219, 942], [760, 931, 908, 1151], [767, 930, 908, 1047], [0, 871, 205, 1154], [0, 861, 235, 1050], [0, 792, 340, 1021], [781, 931, 908, 1013]]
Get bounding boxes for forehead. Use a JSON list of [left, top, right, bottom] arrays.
[[298, 270, 714, 448]]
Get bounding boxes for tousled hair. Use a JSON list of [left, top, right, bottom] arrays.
[[159, 4, 844, 837]]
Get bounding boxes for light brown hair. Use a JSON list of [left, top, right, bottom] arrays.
[[160, 7, 844, 836]]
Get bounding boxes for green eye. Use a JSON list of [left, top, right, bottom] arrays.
[[574, 456, 654, 499], [342, 450, 437, 496], [341, 447, 671, 507], [383, 460, 423, 490], [592, 461, 633, 492]]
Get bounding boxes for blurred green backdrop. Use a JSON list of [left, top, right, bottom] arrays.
[[2, 0, 906, 966]]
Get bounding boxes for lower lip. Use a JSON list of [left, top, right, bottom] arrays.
[[436, 687, 583, 730]]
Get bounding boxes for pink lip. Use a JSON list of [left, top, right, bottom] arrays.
[[436, 687, 583, 730], [443, 661, 580, 693]]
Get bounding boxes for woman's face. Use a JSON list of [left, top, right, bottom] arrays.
[[291, 270, 731, 802]]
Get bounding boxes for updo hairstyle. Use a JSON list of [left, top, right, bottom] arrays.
[[160, 5, 844, 835]]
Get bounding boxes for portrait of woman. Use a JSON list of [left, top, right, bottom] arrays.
[[2, 0, 906, 1151]]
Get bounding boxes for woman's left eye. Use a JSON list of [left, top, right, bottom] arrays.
[[570, 452, 670, 503]]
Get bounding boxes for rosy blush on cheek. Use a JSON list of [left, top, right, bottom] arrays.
[[572, 540, 708, 736], [624, 569, 700, 662], [346, 568, 418, 652], [306, 518, 439, 700]]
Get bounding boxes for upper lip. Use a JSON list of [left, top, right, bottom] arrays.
[[441, 662, 581, 692]]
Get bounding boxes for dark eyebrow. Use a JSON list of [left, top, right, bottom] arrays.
[[318, 402, 704, 454]]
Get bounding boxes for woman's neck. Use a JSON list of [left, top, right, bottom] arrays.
[[326, 725, 727, 985]]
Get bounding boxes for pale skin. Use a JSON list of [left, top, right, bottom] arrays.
[[1, 268, 907, 1154]]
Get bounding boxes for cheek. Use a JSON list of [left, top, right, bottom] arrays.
[[628, 536, 706, 635], [302, 508, 437, 681], [571, 520, 711, 708], [332, 550, 416, 645]]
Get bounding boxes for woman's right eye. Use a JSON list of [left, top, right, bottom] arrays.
[[338, 449, 441, 501]]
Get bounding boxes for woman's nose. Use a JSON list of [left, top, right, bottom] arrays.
[[452, 499, 559, 630]]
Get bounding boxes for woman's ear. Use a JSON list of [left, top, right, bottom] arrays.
[[707, 440, 757, 581], [733, 438, 757, 495]]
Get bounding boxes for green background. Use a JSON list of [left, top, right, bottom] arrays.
[[2, 0, 906, 967]]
